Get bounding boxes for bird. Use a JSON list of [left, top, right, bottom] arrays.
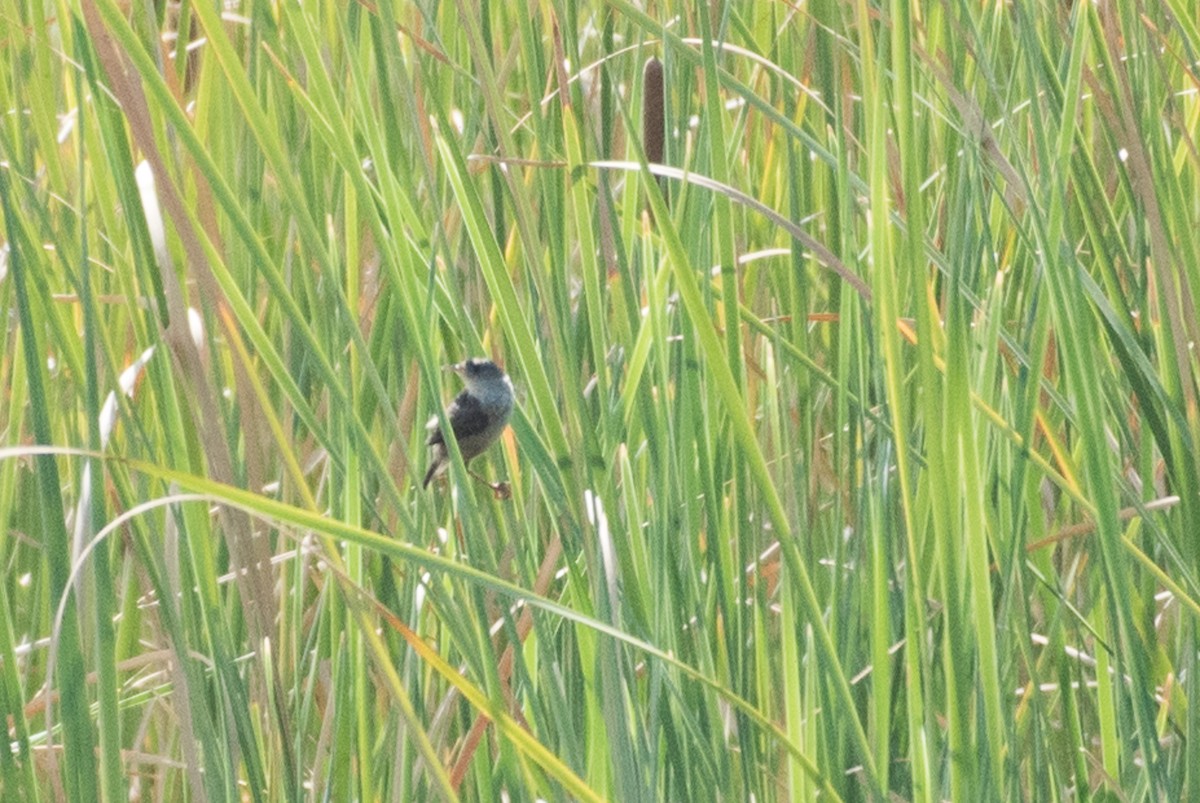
[[423, 357, 514, 499]]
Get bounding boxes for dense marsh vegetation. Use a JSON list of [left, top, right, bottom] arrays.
[[3, 0, 1200, 799]]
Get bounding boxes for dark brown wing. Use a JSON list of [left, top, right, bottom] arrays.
[[426, 391, 491, 446]]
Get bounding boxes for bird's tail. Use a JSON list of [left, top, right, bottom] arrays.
[[422, 455, 444, 489]]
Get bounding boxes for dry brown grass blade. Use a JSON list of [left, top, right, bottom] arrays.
[[1094, 6, 1200, 421], [80, 0, 289, 765], [448, 533, 564, 790]]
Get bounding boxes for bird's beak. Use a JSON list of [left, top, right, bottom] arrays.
[[444, 362, 465, 374]]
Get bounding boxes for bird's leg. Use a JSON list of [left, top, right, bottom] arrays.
[[468, 469, 512, 500]]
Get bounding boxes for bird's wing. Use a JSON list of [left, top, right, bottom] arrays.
[[426, 391, 491, 446]]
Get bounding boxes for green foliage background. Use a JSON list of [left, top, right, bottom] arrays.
[[2, 0, 1199, 799]]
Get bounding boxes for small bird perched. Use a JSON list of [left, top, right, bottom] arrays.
[[423, 357, 514, 499]]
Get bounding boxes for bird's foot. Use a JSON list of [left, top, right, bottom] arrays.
[[469, 469, 512, 501]]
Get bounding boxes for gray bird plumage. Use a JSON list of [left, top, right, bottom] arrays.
[[423, 358, 514, 489]]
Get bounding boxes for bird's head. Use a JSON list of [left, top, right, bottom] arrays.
[[447, 358, 513, 399]]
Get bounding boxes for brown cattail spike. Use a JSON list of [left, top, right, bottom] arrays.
[[642, 56, 666, 208]]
